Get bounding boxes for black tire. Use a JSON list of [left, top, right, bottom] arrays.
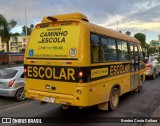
[[151, 69, 156, 80], [15, 88, 26, 101], [108, 88, 119, 111], [137, 77, 143, 92]]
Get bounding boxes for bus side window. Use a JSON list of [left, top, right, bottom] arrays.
[[134, 46, 138, 61], [108, 38, 118, 61], [101, 37, 108, 62], [139, 46, 144, 60], [117, 41, 129, 61], [91, 34, 100, 62], [130, 45, 134, 59]]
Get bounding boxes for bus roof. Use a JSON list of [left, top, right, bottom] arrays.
[[41, 12, 89, 23], [92, 23, 140, 44], [40, 12, 139, 44]]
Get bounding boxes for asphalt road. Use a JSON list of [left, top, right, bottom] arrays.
[[0, 75, 160, 126]]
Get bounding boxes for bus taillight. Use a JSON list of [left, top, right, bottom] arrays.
[[24, 68, 27, 78], [78, 71, 83, 77], [24, 68, 27, 73], [77, 71, 84, 83]]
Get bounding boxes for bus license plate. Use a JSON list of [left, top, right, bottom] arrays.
[[43, 97, 55, 103]]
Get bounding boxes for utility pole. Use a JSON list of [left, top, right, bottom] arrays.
[[117, 21, 119, 31]]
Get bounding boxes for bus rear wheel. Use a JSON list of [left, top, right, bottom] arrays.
[[108, 88, 119, 111]]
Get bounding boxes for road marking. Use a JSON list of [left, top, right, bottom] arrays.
[[0, 102, 32, 113]]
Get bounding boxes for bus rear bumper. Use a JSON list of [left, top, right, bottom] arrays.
[[25, 90, 88, 107]]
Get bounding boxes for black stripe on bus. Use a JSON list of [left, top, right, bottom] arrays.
[[26, 57, 78, 60], [24, 63, 145, 83], [24, 65, 90, 83], [91, 63, 131, 81]]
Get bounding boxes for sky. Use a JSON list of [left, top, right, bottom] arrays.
[[0, 0, 160, 43]]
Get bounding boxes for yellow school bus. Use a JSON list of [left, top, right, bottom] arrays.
[[24, 12, 145, 110]]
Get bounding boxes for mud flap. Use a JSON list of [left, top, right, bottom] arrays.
[[98, 102, 108, 110]]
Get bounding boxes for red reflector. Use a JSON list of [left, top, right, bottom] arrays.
[[66, 62, 72, 64], [9, 79, 15, 87]]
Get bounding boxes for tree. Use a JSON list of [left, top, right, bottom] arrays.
[[22, 24, 34, 35], [134, 33, 148, 57], [147, 47, 159, 55], [126, 31, 131, 36], [134, 33, 146, 48], [0, 14, 17, 67], [30, 24, 34, 30], [13, 32, 20, 36], [20, 48, 25, 53]]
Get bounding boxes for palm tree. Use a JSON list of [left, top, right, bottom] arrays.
[[0, 14, 17, 67]]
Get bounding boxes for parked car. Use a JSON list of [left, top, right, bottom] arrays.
[[0, 66, 25, 101], [144, 57, 160, 79]]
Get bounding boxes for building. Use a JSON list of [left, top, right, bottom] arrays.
[[0, 36, 29, 52], [150, 35, 160, 49], [150, 40, 159, 48]]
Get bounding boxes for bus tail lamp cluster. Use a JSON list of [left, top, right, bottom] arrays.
[[78, 71, 84, 83], [24, 68, 27, 73], [24, 68, 27, 78], [78, 71, 83, 77]]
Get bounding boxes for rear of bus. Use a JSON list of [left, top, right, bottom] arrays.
[[24, 13, 91, 107]]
